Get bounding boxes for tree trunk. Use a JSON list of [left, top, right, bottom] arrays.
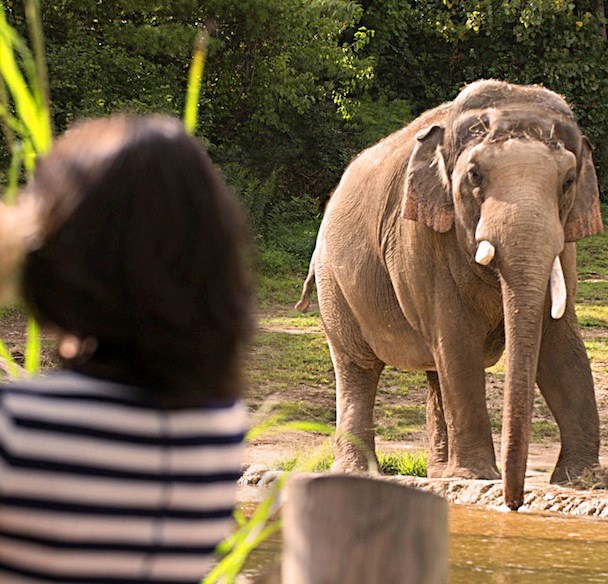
[[282, 475, 448, 584]]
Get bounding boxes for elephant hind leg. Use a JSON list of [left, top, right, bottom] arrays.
[[536, 313, 600, 484], [330, 345, 384, 474], [426, 371, 449, 478]]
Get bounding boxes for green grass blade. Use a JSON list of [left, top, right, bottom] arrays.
[[0, 75, 16, 150], [4, 140, 23, 204], [183, 32, 208, 135], [0, 6, 51, 155], [24, 316, 40, 374], [24, 0, 51, 154], [203, 478, 285, 584], [203, 520, 282, 583], [0, 25, 38, 139]]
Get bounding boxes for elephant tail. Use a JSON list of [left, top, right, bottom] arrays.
[[295, 250, 316, 313]]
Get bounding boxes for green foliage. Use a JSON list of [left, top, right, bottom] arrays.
[[204, 475, 283, 584], [0, 0, 49, 377], [376, 404, 426, 440], [277, 449, 428, 476], [5, 0, 608, 253], [377, 450, 427, 477], [345, 95, 415, 148]]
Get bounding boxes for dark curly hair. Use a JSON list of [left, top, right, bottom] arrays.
[[22, 116, 253, 407]]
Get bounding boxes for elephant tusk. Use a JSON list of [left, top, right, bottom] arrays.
[[550, 256, 567, 319], [475, 240, 495, 265], [475, 216, 485, 241]]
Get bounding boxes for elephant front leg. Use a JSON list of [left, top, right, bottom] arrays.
[[329, 346, 384, 474], [426, 371, 449, 478], [435, 348, 500, 480], [536, 311, 600, 484]]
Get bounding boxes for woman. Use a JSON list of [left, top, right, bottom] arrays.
[[0, 116, 253, 583]]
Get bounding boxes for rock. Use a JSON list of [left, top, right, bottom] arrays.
[[238, 469, 608, 517]]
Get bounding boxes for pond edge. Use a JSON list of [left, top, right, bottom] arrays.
[[239, 464, 608, 518]]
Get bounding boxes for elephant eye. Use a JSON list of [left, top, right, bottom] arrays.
[[467, 166, 483, 186], [563, 174, 576, 191]]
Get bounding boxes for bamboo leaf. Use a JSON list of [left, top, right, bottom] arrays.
[[0, 5, 51, 156], [5, 140, 23, 204], [24, 0, 51, 154], [184, 31, 208, 135], [24, 316, 40, 374]]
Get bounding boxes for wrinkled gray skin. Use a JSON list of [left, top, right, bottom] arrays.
[[297, 80, 603, 510]]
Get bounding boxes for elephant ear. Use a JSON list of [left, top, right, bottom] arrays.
[[564, 137, 603, 242], [400, 125, 454, 232]]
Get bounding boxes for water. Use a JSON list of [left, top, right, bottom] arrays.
[[237, 504, 608, 583], [450, 506, 608, 583]]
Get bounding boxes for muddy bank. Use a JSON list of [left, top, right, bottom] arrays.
[[239, 464, 608, 518]]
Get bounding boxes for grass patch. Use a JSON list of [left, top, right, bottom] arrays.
[[490, 419, 562, 441], [0, 303, 25, 319], [248, 330, 333, 391], [260, 312, 322, 330], [378, 368, 427, 398], [256, 400, 335, 425], [576, 205, 608, 278], [530, 421, 560, 441], [376, 404, 426, 440], [276, 450, 428, 476], [576, 304, 608, 328], [249, 319, 428, 398], [276, 451, 332, 473], [576, 282, 608, 305], [584, 337, 608, 374], [378, 451, 427, 476], [256, 271, 308, 308], [487, 355, 506, 376]]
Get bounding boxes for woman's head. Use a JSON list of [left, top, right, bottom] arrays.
[[22, 115, 253, 404]]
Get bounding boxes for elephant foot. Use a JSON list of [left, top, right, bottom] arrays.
[[443, 461, 500, 481], [550, 460, 602, 486], [331, 454, 380, 475], [426, 461, 448, 478]]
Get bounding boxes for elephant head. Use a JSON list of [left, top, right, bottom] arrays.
[[401, 80, 602, 509]]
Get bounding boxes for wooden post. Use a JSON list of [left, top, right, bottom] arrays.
[[282, 475, 448, 584]]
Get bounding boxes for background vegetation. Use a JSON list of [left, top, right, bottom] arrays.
[[1, 0, 607, 274]]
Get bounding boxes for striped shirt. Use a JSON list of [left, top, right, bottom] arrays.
[[0, 371, 247, 584]]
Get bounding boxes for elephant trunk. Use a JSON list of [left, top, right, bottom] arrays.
[[499, 268, 549, 510], [478, 195, 564, 510]]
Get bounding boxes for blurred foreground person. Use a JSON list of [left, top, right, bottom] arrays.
[[0, 116, 253, 583]]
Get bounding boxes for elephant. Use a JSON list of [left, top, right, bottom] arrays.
[[296, 79, 603, 510]]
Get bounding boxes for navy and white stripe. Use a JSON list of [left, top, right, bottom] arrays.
[[0, 371, 247, 583]]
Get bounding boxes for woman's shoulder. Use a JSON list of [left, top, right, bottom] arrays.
[[1, 370, 143, 404], [1, 370, 248, 421]]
